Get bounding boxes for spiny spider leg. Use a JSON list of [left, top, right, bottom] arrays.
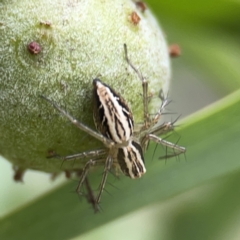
[[141, 117, 186, 154], [123, 44, 185, 159], [84, 176, 100, 213], [40, 95, 114, 148], [124, 44, 150, 127], [153, 90, 172, 124], [76, 159, 96, 195], [159, 151, 186, 160], [150, 115, 181, 137], [140, 123, 170, 151], [96, 156, 113, 204], [42, 95, 116, 210], [49, 149, 107, 162], [147, 134, 186, 155]]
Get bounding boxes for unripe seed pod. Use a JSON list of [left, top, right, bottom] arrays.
[[0, 0, 170, 175]]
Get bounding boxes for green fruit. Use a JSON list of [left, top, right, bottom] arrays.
[[0, 0, 170, 174]]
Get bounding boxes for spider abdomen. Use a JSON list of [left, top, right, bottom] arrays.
[[117, 140, 146, 178]]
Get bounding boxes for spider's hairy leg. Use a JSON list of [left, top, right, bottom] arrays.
[[153, 89, 172, 124], [40, 95, 114, 148], [96, 155, 113, 205], [123, 44, 150, 127], [145, 133, 186, 158], [48, 149, 107, 162], [84, 176, 100, 213], [140, 115, 178, 153], [76, 159, 96, 195], [146, 117, 178, 138]]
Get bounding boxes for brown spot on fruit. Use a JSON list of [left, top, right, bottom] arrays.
[[135, 1, 147, 13], [169, 44, 181, 58], [131, 11, 141, 25], [27, 41, 42, 54]]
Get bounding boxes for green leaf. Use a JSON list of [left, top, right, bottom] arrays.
[[1, 89, 240, 239]]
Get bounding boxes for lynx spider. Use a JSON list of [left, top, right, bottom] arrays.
[[41, 44, 186, 212]]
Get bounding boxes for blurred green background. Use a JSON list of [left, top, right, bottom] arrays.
[[1, 0, 240, 239]]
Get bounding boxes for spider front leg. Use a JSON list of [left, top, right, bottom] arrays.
[[152, 90, 172, 125], [124, 43, 184, 158], [124, 44, 175, 131], [48, 149, 107, 162], [40, 95, 114, 148], [124, 44, 151, 128]]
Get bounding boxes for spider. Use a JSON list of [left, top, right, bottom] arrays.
[[41, 44, 186, 212]]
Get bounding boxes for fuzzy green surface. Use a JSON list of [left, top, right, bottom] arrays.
[[0, 0, 170, 172]]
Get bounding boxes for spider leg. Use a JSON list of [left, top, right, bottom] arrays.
[[48, 149, 107, 161], [96, 155, 113, 204], [146, 133, 186, 157], [123, 44, 150, 127], [153, 90, 172, 124], [148, 121, 175, 137], [50, 148, 110, 212], [140, 120, 172, 151], [75, 159, 106, 212], [76, 159, 96, 195], [40, 95, 114, 148], [84, 176, 100, 213]]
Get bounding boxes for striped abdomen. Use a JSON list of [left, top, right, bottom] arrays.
[[117, 140, 146, 178]]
